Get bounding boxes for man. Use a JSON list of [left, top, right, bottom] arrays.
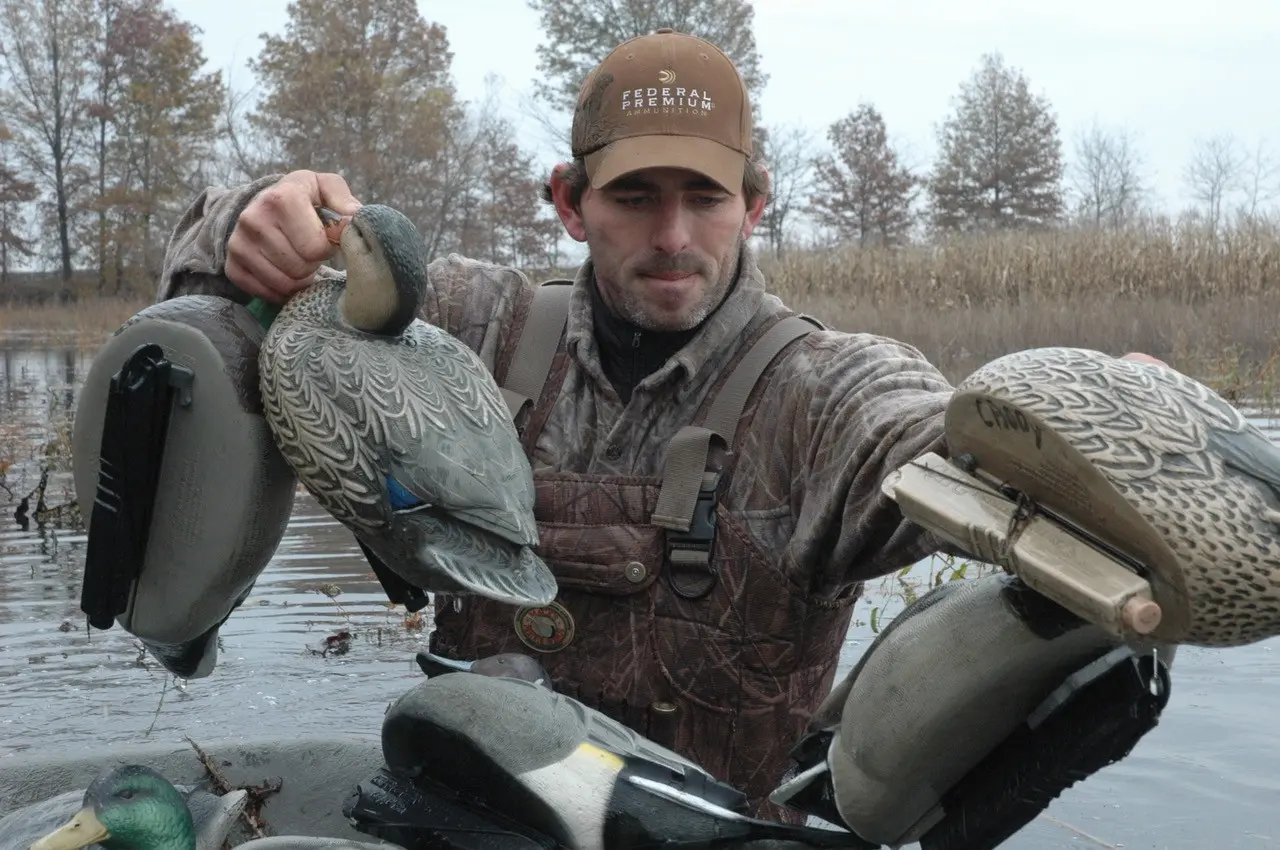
[[156, 28, 1160, 822]]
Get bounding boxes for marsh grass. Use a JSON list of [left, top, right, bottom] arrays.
[[0, 386, 82, 528], [763, 215, 1280, 306], [0, 296, 150, 345], [756, 216, 1280, 400], [794, 292, 1280, 398]]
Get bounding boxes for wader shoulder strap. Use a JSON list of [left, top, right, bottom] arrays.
[[499, 279, 574, 419], [651, 313, 826, 568], [494, 277, 823, 566]]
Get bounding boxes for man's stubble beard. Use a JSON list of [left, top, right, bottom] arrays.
[[596, 230, 744, 333]]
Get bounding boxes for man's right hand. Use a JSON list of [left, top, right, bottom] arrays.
[[227, 169, 363, 304]]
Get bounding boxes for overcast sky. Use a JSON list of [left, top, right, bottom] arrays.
[[170, 0, 1280, 217]]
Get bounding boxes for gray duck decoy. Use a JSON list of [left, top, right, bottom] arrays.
[[901, 345, 1280, 647], [255, 204, 557, 608]]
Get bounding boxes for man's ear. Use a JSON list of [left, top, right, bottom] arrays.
[[549, 163, 588, 243], [741, 163, 769, 239]]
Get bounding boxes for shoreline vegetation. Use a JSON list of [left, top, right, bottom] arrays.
[[4, 218, 1278, 404]]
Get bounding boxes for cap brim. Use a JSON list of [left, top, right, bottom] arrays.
[[585, 135, 746, 195]]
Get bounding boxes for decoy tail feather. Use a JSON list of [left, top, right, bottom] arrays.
[[409, 507, 557, 606], [424, 542, 558, 608], [1206, 425, 1280, 503], [439, 501, 540, 547]]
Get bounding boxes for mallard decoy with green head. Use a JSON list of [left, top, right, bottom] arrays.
[[19, 765, 393, 850], [254, 204, 557, 609], [0, 771, 245, 850]]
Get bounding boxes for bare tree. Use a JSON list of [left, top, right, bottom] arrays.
[[0, 0, 99, 284], [927, 52, 1065, 233], [415, 79, 502, 260], [0, 122, 39, 288], [755, 122, 814, 257], [54, 0, 222, 295], [1184, 134, 1245, 234], [247, 0, 466, 249], [216, 76, 280, 184], [108, 0, 223, 288], [1069, 120, 1145, 228], [406, 73, 558, 264], [457, 114, 561, 269], [526, 0, 767, 132], [808, 103, 918, 246], [1239, 139, 1280, 219], [81, 0, 123, 293]]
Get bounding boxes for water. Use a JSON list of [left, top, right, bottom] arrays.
[[2, 333, 1278, 848]]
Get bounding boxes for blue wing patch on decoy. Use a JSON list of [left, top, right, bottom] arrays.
[[387, 475, 426, 510]]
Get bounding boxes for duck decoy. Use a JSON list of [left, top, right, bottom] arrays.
[[18, 765, 394, 850], [882, 345, 1280, 647], [770, 570, 1171, 850], [348, 671, 869, 850], [254, 204, 558, 609], [0, 771, 245, 850], [70, 291, 299, 679]]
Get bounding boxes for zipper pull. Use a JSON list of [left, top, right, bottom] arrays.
[[632, 331, 642, 348]]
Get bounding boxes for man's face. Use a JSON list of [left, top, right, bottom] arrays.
[[552, 166, 766, 332]]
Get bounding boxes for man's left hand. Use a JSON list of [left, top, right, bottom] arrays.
[[1121, 352, 1169, 368]]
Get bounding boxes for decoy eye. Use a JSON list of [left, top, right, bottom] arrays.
[[118, 789, 134, 800]]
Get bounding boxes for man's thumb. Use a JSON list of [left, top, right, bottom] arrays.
[[330, 193, 362, 216], [316, 173, 362, 216]]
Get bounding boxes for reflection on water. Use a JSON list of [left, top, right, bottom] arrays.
[[2, 336, 1279, 848]]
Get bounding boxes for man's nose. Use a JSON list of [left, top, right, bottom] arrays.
[[650, 199, 692, 254]]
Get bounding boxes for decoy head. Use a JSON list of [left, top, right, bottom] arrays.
[[327, 203, 429, 337], [30, 764, 195, 850]]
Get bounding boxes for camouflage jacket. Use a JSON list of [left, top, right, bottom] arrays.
[[157, 174, 955, 603], [158, 174, 959, 824]]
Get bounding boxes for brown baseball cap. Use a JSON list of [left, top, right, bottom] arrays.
[[570, 28, 753, 194]]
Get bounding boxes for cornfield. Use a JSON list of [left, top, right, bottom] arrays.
[[760, 216, 1280, 398]]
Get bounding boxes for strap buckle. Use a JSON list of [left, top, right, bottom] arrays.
[[665, 470, 721, 600]]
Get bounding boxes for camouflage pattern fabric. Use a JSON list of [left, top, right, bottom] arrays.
[[157, 174, 955, 818]]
